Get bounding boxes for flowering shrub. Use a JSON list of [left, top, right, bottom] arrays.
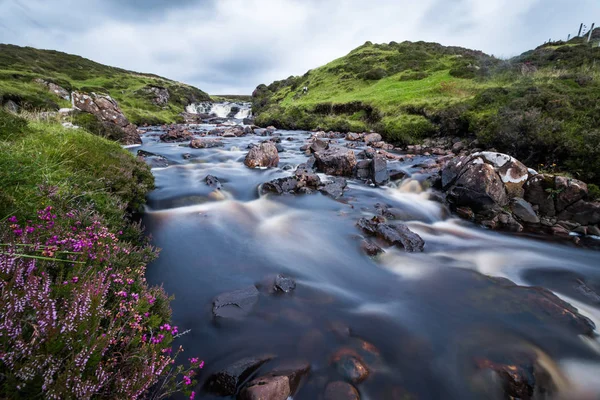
[[0, 207, 202, 399]]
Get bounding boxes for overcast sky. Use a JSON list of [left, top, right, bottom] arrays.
[[1, 0, 598, 94]]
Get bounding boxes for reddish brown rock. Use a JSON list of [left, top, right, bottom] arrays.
[[245, 142, 279, 168], [554, 176, 588, 213], [330, 348, 369, 384], [239, 375, 290, 400], [314, 147, 357, 177]]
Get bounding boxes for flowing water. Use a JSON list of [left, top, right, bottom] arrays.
[[186, 102, 252, 119], [134, 123, 600, 399]]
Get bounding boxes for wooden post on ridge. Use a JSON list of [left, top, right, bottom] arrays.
[[578, 23, 584, 37], [587, 23, 595, 42]]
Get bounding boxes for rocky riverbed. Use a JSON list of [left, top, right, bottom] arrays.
[[133, 122, 600, 400]]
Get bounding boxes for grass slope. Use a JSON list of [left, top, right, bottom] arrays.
[[0, 44, 210, 125], [253, 33, 600, 183], [0, 109, 153, 235]]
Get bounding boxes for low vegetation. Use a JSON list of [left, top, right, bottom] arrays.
[[254, 31, 600, 184], [0, 44, 210, 125], [0, 110, 201, 398]]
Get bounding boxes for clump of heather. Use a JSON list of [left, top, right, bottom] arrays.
[[0, 207, 202, 399]]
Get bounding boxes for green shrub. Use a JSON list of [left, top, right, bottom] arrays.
[[589, 184, 600, 201], [363, 67, 387, 80], [0, 108, 27, 140]]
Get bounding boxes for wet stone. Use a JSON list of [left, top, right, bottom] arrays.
[[266, 360, 311, 395], [274, 274, 296, 293], [239, 375, 290, 400], [360, 239, 384, 256], [320, 177, 347, 199], [357, 217, 425, 252], [324, 381, 360, 400], [204, 354, 275, 396], [205, 175, 222, 190], [212, 285, 259, 319], [330, 349, 370, 384]]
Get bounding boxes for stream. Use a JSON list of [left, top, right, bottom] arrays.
[[134, 120, 600, 399]]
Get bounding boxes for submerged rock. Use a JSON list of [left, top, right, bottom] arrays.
[[330, 348, 369, 384], [212, 286, 259, 319], [357, 217, 424, 252], [360, 239, 384, 256], [245, 142, 279, 168], [204, 354, 275, 396], [324, 381, 360, 400], [266, 360, 311, 395], [274, 274, 296, 293]]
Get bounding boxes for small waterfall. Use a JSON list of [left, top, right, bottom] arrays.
[[186, 101, 252, 119]]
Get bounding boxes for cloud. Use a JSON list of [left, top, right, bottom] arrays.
[[1, 0, 599, 94]]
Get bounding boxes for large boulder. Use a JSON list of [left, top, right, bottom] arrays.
[[72, 92, 141, 145], [448, 159, 508, 213], [245, 142, 279, 168], [314, 147, 357, 176], [473, 152, 528, 197], [557, 200, 600, 226], [524, 174, 556, 217], [554, 176, 588, 212], [363, 132, 382, 145]]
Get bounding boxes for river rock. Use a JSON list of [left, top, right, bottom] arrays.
[[205, 175, 222, 190], [330, 349, 369, 384], [264, 360, 311, 395], [204, 355, 275, 396], [314, 147, 357, 177], [274, 274, 296, 293], [371, 155, 389, 186], [557, 200, 600, 226], [447, 158, 508, 213], [473, 152, 529, 197], [474, 350, 556, 399], [524, 174, 556, 217], [160, 127, 193, 142], [345, 132, 362, 141], [245, 142, 279, 168], [363, 133, 382, 145], [212, 285, 259, 319], [309, 138, 329, 153], [360, 239, 384, 256], [324, 381, 360, 400], [190, 138, 223, 148], [357, 216, 424, 252], [320, 177, 347, 199], [239, 375, 290, 400], [510, 198, 539, 224], [72, 92, 141, 145], [555, 176, 588, 212]]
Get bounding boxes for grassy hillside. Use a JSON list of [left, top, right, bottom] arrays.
[[254, 32, 600, 183], [0, 44, 210, 125]]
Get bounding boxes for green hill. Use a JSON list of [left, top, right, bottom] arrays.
[[0, 44, 210, 125], [253, 31, 600, 183]]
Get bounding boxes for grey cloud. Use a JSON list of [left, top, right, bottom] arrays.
[[1, 0, 600, 94]]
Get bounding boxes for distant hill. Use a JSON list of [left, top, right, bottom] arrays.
[[0, 44, 210, 125], [253, 30, 600, 183]]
